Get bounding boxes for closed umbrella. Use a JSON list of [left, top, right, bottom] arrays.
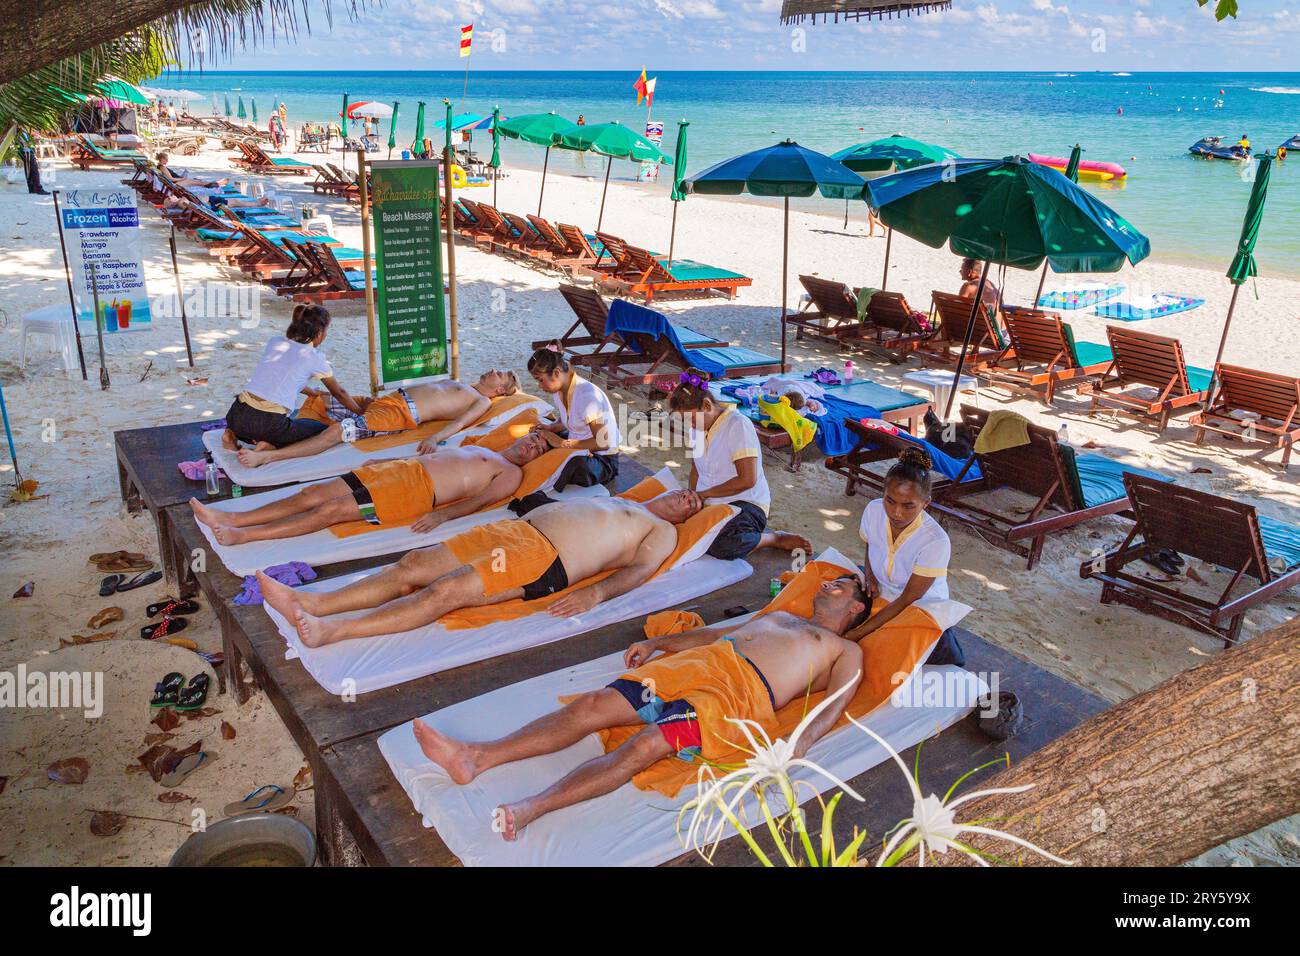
[[559, 121, 671, 231], [237, 96, 246, 120], [1208, 154, 1272, 405], [667, 119, 689, 267], [387, 101, 399, 159], [224, 94, 232, 118], [497, 112, 581, 216], [1034, 144, 1084, 303], [868, 155, 1150, 417], [341, 91, 349, 139], [833, 134, 961, 289], [489, 105, 502, 206], [412, 101, 426, 158], [684, 140, 867, 369], [251, 99, 258, 124]]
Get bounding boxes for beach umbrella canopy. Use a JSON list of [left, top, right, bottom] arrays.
[[560, 121, 672, 231], [412, 101, 426, 157], [251, 99, 258, 123], [435, 112, 487, 131], [94, 78, 149, 107], [868, 155, 1151, 416], [667, 119, 690, 266], [490, 106, 502, 206], [387, 101, 399, 158], [349, 101, 393, 119], [1035, 144, 1084, 301], [497, 112, 583, 216], [832, 133, 960, 173], [224, 94, 232, 118], [237, 96, 246, 119], [684, 140, 867, 369]]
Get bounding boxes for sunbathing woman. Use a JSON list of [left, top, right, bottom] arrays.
[[413, 575, 869, 840], [258, 491, 703, 648], [527, 344, 621, 490], [235, 371, 520, 468], [667, 368, 811, 560], [191, 434, 548, 544]]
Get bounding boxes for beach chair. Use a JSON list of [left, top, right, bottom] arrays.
[[535, 285, 655, 373], [309, 165, 358, 197], [1086, 327, 1213, 432], [500, 212, 552, 260], [69, 134, 146, 170], [929, 405, 1171, 570], [981, 305, 1113, 404], [218, 213, 364, 281], [555, 224, 614, 276], [526, 216, 595, 271], [604, 241, 753, 302], [786, 275, 867, 345], [463, 203, 519, 251], [283, 241, 374, 303], [1191, 364, 1300, 469], [918, 291, 1010, 370], [824, 419, 966, 498], [231, 141, 313, 175], [861, 291, 934, 360], [1080, 474, 1300, 645]]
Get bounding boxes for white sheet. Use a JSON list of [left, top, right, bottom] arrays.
[[377, 546, 983, 866], [203, 397, 550, 487], [196, 450, 596, 575]]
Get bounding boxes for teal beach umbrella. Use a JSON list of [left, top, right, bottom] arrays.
[[497, 112, 582, 215], [251, 99, 258, 124], [490, 106, 502, 205], [387, 101, 399, 158], [341, 91, 350, 135], [0, 377, 20, 487], [412, 101, 426, 157], [1035, 144, 1085, 302], [237, 95, 246, 120], [559, 121, 671, 231], [685, 139, 867, 369], [444, 99, 453, 155], [224, 94, 232, 118], [668, 119, 689, 267]]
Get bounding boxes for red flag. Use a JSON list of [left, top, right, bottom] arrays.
[[644, 77, 657, 110], [460, 23, 473, 57], [634, 68, 647, 105]]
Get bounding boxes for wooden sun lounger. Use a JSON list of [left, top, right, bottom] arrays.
[[930, 405, 1155, 570], [1080, 474, 1300, 645], [824, 419, 956, 498], [862, 291, 933, 360], [1086, 327, 1212, 432], [501, 211, 553, 260], [981, 305, 1113, 404], [310, 164, 359, 197], [1191, 364, 1300, 469], [559, 224, 618, 277], [605, 241, 753, 302], [526, 215, 594, 270], [786, 275, 868, 345], [70, 134, 145, 169], [284, 241, 371, 303], [534, 285, 649, 372], [918, 291, 1010, 370], [231, 140, 313, 175]]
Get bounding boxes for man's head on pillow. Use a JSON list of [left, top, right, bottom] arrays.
[[644, 489, 705, 525], [815, 574, 872, 636], [502, 432, 549, 465], [478, 369, 520, 398]]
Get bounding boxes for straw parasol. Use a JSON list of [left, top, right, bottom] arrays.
[[780, 0, 952, 23]]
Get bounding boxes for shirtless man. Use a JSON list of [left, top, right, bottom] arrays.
[[190, 433, 548, 544], [236, 370, 520, 468], [413, 575, 868, 840], [258, 490, 703, 648]]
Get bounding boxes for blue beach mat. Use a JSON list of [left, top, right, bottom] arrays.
[[1038, 285, 1124, 310], [1094, 294, 1205, 322]]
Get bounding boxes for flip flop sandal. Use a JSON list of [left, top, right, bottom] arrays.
[[174, 672, 211, 711], [99, 574, 125, 597], [150, 672, 186, 708], [160, 750, 215, 788], [95, 554, 154, 573], [116, 570, 163, 593], [88, 606, 125, 629], [146, 598, 200, 619], [223, 783, 296, 817], [141, 617, 189, 641]]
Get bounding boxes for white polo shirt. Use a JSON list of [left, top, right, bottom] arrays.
[[553, 374, 621, 456], [245, 336, 333, 412], [691, 406, 770, 514], [859, 498, 950, 609]]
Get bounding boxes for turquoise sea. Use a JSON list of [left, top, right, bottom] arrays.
[[160, 71, 1300, 276]]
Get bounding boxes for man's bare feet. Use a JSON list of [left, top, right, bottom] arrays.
[[256, 569, 306, 619], [189, 497, 223, 529], [495, 801, 538, 842], [412, 719, 479, 784], [291, 607, 336, 648], [211, 524, 248, 546], [761, 530, 813, 554], [237, 446, 276, 468], [221, 428, 237, 451]]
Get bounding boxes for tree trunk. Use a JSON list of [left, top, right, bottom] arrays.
[[933, 618, 1300, 866]]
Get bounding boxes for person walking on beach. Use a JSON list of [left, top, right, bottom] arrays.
[[575, 113, 586, 169]]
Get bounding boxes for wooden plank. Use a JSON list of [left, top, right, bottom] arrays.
[[319, 629, 1108, 867]]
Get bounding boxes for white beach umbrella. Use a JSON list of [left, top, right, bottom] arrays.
[[348, 101, 393, 119]]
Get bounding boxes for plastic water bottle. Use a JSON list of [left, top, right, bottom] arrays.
[[1057, 423, 1070, 445], [204, 453, 221, 496], [844, 360, 855, 383]]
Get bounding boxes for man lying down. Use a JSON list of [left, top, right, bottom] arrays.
[[413, 575, 869, 840], [235, 370, 520, 468], [189, 433, 549, 544], [256, 489, 707, 648]]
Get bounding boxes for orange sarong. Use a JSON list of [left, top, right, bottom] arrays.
[[445, 519, 559, 599], [361, 390, 419, 433], [349, 459, 435, 526]]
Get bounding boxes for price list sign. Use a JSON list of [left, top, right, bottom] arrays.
[[369, 160, 448, 387]]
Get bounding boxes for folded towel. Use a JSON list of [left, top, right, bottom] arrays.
[[235, 561, 317, 605], [643, 609, 705, 638], [973, 409, 1031, 454]]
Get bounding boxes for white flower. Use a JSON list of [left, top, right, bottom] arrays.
[[846, 715, 1072, 867]]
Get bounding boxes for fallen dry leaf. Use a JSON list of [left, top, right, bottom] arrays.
[[165, 638, 199, 651], [123, 765, 148, 775], [272, 804, 299, 817], [89, 811, 126, 837], [1186, 566, 1206, 584], [12, 582, 34, 599], [143, 732, 175, 746], [152, 709, 180, 732], [47, 757, 90, 785], [183, 706, 222, 721], [292, 765, 312, 790], [88, 607, 125, 629], [158, 791, 190, 804], [137, 741, 201, 783], [220, 720, 236, 740]]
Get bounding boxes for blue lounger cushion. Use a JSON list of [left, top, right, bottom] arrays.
[[1259, 515, 1300, 571], [1070, 452, 1171, 509]]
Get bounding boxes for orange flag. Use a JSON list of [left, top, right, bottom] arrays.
[[634, 67, 648, 105], [645, 76, 657, 109]]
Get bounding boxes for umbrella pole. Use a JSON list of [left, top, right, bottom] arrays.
[[944, 260, 990, 420], [596, 156, 612, 232], [0, 377, 20, 488], [1034, 260, 1049, 305], [493, 164, 498, 209], [843, 198, 849, 230], [668, 201, 678, 270], [781, 197, 789, 372], [538, 146, 550, 216], [1204, 283, 1242, 411], [881, 227, 893, 291]]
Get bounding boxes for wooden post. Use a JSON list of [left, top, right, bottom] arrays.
[[881, 226, 893, 290], [357, 149, 379, 395], [538, 145, 550, 217], [442, 142, 461, 381], [596, 155, 612, 232], [1203, 282, 1242, 413], [88, 263, 109, 390], [1034, 259, 1049, 305], [668, 200, 679, 270], [168, 226, 195, 368]]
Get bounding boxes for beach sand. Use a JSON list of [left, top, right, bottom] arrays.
[[0, 140, 1295, 865]]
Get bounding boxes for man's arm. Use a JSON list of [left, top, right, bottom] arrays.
[[548, 520, 676, 618], [322, 376, 368, 415], [792, 640, 864, 758], [624, 620, 743, 668], [697, 455, 758, 501], [428, 392, 491, 444], [411, 463, 521, 533]]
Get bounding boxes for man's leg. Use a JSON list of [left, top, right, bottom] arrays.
[[199, 488, 362, 545], [413, 687, 639, 784], [238, 421, 344, 467], [190, 478, 349, 531]]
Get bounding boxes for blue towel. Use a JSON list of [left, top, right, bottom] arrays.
[[1259, 515, 1300, 571], [606, 299, 777, 377]]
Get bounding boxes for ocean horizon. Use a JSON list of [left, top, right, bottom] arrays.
[[160, 69, 1300, 276]]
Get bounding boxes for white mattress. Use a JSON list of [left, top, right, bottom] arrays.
[[203, 397, 549, 487], [197, 450, 595, 575]]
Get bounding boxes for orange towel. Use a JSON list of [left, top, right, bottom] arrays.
[[588, 559, 943, 797], [349, 460, 435, 526], [461, 408, 541, 451], [445, 519, 559, 599], [296, 393, 332, 424], [361, 391, 419, 433], [643, 609, 705, 638], [355, 391, 540, 452]]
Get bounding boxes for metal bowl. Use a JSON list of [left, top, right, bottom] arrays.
[[169, 813, 317, 867]]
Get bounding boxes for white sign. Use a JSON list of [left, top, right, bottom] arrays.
[[59, 189, 152, 333], [638, 119, 665, 183]]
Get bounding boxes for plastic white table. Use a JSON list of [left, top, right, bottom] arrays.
[[903, 368, 978, 417]]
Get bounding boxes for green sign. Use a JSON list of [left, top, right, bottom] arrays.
[[370, 160, 447, 387]]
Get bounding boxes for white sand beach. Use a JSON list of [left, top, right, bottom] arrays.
[[0, 140, 1296, 865]]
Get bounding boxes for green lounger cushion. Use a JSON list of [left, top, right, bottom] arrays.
[[1062, 322, 1113, 369], [660, 258, 748, 282], [269, 157, 311, 168], [1186, 365, 1214, 394], [1259, 515, 1300, 571], [1065, 449, 1171, 509], [687, 346, 779, 373]]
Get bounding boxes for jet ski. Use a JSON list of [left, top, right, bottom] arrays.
[[1279, 135, 1300, 152], [1189, 136, 1252, 161]]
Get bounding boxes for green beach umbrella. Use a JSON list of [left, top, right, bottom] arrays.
[[237, 95, 246, 120], [341, 92, 349, 134], [251, 99, 258, 124], [685, 139, 868, 369], [93, 78, 150, 107], [387, 101, 399, 159], [444, 99, 454, 154], [867, 155, 1150, 416], [490, 105, 502, 206], [1209, 154, 1273, 401], [224, 94, 232, 118], [497, 112, 582, 215], [559, 121, 671, 231], [668, 119, 689, 267], [1035, 144, 1085, 302], [412, 101, 426, 158]]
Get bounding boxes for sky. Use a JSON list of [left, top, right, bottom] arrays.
[[210, 0, 1298, 72]]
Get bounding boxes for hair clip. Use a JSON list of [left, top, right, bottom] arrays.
[[545, 343, 561, 353], [678, 372, 705, 389]]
